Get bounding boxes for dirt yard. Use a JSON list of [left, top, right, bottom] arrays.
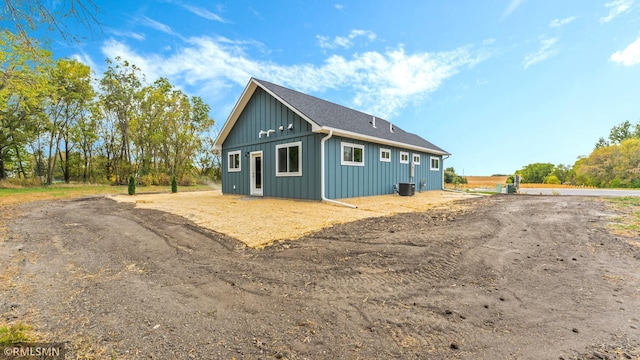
[[1, 195, 639, 359], [110, 190, 475, 247]]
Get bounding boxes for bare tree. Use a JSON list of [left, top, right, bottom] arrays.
[[3, 0, 100, 42]]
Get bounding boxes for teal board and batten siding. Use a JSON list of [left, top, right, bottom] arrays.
[[323, 136, 443, 199], [221, 87, 322, 200]]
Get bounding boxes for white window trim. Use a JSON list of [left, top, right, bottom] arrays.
[[380, 148, 391, 162], [341, 142, 365, 167], [276, 141, 302, 177], [412, 153, 421, 165], [400, 151, 409, 164], [228, 150, 241, 172], [430, 156, 440, 171]]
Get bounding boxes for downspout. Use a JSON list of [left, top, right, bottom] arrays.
[[320, 130, 358, 208]]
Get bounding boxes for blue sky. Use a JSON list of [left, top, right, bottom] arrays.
[[47, 0, 640, 175]]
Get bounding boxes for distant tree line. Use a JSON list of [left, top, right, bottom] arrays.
[[0, 30, 219, 185], [509, 119, 640, 188]]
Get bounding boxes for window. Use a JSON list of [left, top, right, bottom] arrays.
[[380, 148, 391, 162], [430, 156, 440, 171], [276, 141, 302, 176], [412, 154, 421, 165], [228, 151, 241, 172], [341, 142, 365, 166], [400, 151, 409, 164]]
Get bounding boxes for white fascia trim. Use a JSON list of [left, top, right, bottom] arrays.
[[213, 78, 323, 150], [255, 81, 322, 132], [315, 126, 449, 156], [213, 81, 258, 150]]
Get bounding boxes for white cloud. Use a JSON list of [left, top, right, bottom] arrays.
[[317, 30, 376, 50], [334, 4, 344, 10], [97, 37, 483, 118], [600, 0, 634, 23], [107, 29, 145, 41], [502, 0, 524, 20], [549, 16, 577, 27], [140, 16, 174, 34], [182, 4, 228, 23], [611, 37, 640, 65], [522, 37, 559, 69]]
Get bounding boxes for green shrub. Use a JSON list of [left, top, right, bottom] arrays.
[[128, 175, 136, 195], [171, 176, 177, 193], [139, 173, 153, 186], [179, 175, 195, 186], [544, 175, 561, 184], [154, 173, 170, 186]]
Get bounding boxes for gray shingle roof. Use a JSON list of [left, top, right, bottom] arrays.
[[254, 78, 449, 155]]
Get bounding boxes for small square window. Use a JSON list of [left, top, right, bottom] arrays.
[[380, 148, 391, 162], [341, 142, 365, 166], [228, 151, 241, 172], [430, 156, 440, 171], [400, 151, 409, 164], [412, 154, 420, 165]]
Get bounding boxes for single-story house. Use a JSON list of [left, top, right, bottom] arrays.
[[213, 78, 450, 202]]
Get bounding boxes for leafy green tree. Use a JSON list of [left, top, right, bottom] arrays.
[[519, 163, 555, 184], [544, 175, 561, 184], [608, 120, 639, 144], [96, 57, 143, 183], [0, 31, 52, 179], [44, 58, 94, 184], [575, 138, 640, 188]]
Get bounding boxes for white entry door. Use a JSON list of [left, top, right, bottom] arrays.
[[250, 151, 263, 196]]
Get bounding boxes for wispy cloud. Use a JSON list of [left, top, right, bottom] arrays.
[[97, 37, 485, 118], [600, 0, 634, 23], [107, 28, 145, 41], [522, 37, 559, 69], [317, 30, 376, 50], [334, 4, 344, 10], [501, 0, 524, 20], [140, 16, 174, 34], [611, 37, 640, 65], [549, 16, 577, 27], [181, 4, 228, 23]]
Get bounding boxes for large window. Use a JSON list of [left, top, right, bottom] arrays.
[[276, 141, 302, 176], [430, 156, 440, 171], [228, 150, 241, 172], [380, 148, 391, 162], [341, 142, 364, 166], [400, 151, 409, 164]]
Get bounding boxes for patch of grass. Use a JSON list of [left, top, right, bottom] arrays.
[[608, 196, 640, 207], [0, 322, 32, 345], [0, 183, 218, 206], [606, 196, 640, 235]]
